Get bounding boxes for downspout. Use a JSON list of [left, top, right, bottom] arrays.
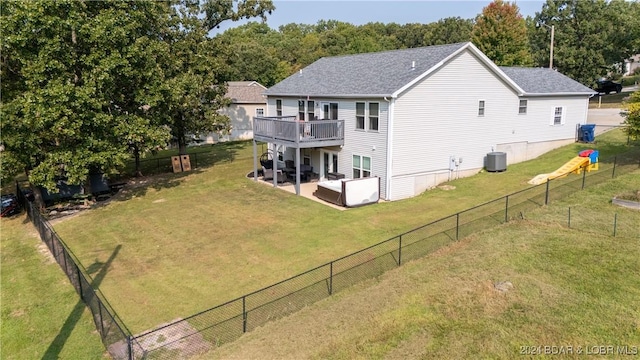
[[384, 96, 394, 201]]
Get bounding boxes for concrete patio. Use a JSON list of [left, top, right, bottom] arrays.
[[255, 177, 347, 211]]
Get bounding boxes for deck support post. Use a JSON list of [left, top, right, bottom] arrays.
[[295, 147, 301, 195], [252, 140, 258, 181]]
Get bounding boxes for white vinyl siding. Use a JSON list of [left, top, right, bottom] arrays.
[[390, 49, 588, 200]]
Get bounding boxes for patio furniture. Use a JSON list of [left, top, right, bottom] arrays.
[[262, 166, 286, 183]]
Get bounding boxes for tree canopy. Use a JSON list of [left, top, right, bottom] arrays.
[[0, 0, 274, 193], [530, 0, 640, 85], [1, 1, 172, 190], [471, 0, 533, 66]]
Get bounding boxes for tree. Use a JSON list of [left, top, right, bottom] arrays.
[[158, 0, 274, 155], [622, 91, 640, 140], [603, 0, 640, 75], [530, 0, 612, 85], [1, 1, 172, 201], [471, 0, 533, 66], [425, 17, 474, 46]]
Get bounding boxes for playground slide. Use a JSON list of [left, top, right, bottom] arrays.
[[528, 156, 591, 185]]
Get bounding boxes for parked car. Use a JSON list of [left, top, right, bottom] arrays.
[[593, 79, 622, 94], [1, 194, 20, 217]]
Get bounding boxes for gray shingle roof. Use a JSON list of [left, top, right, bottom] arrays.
[[265, 42, 595, 98], [226, 81, 267, 103], [499, 67, 594, 95], [264, 43, 468, 97]]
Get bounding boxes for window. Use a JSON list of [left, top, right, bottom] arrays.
[[276, 99, 282, 116], [478, 100, 485, 116], [356, 102, 365, 130], [298, 100, 305, 120], [519, 100, 527, 114], [369, 103, 379, 131], [552, 106, 564, 125], [256, 108, 264, 117], [353, 155, 371, 178], [307, 101, 315, 120]]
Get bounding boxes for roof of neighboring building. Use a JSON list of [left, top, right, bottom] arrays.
[[264, 42, 594, 98], [226, 81, 267, 104], [499, 67, 594, 95]]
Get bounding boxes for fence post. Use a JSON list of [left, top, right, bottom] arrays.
[[613, 213, 617, 237], [612, 156, 617, 178], [329, 262, 333, 295], [504, 195, 509, 223], [545, 179, 550, 205], [98, 300, 105, 337], [242, 296, 247, 333], [77, 264, 84, 300], [456, 213, 460, 240], [581, 167, 586, 189], [127, 335, 133, 360], [398, 235, 402, 266]]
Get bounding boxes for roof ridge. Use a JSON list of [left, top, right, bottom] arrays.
[[316, 42, 470, 61]]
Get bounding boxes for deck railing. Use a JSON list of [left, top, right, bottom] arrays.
[[254, 117, 344, 145]]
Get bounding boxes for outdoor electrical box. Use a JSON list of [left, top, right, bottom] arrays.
[[172, 156, 183, 173]]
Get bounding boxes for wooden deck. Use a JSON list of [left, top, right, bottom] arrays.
[[253, 116, 344, 148]]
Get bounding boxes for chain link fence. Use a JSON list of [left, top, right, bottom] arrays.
[[16, 186, 142, 360], [18, 150, 639, 359]]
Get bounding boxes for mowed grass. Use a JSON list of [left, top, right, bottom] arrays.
[[0, 215, 106, 359], [51, 129, 639, 333], [207, 171, 640, 360], [589, 90, 635, 109]]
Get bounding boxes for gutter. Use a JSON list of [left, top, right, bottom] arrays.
[[263, 93, 395, 99], [521, 92, 597, 97]]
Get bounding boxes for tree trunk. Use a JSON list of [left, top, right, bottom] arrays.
[[133, 145, 143, 177], [177, 112, 187, 155], [31, 186, 46, 213]]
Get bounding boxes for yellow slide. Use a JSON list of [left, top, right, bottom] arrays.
[[528, 156, 591, 185]]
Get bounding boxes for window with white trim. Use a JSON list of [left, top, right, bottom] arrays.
[[256, 108, 264, 117], [307, 101, 315, 120], [353, 154, 371, 178], [478, 100, 485, 116], [276, 99, 282, 116], [519, 100, 527, 114], [552, 106, 565, 125], [356, 102, 365, 130], [298, 100, 305, 120], [369, 102, 379, 131]]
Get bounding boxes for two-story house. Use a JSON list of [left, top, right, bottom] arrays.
[[253, 42, 595, 201]]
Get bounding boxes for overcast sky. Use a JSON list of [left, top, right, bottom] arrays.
[[214, 0, 546, 33]]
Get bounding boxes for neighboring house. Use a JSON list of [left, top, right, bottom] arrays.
[[200, 81, 267, 143], [624, 54, 640, 76], [254, 42, 595, 201]]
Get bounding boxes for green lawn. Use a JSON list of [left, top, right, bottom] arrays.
[[207, 171, 640, 359], [0, 215, 106, 360], [48, 129, 639, 334], [589, 90, 635, 109]]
